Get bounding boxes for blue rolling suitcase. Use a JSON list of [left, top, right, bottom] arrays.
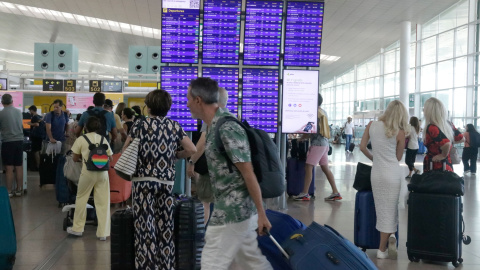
[[418, 139, 427, 154], [0, 187, 16, 270], [281, 222, 377, 270], [286, 158, 315, 197], [258, 210, 306, 270], [354, 191, 398, 251]]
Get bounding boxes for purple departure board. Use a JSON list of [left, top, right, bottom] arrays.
[[243, 0, 283, 66], [161, 3, 200, 64], [284, 1, 324, 67], [203, 0, 241, 65], [202, 67, 239, 117], [161, 66, 198, 131], [242, 68, 279, 132]]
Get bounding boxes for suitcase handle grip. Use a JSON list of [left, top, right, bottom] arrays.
[[324, 224, 344, 239]]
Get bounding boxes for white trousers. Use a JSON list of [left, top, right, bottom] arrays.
[[201, 214, 273, 270]]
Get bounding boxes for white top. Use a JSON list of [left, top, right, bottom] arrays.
[[344, 122, 354, 135], [408, 129, 419, 150]]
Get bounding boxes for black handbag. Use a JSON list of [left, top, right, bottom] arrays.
[[328, 145, 332, 156], [193, 153, 209, 175], [408, 170, 464, 196], [353, 162, 372, 191]]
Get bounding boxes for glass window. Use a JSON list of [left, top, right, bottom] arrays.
[[384, 73, 395, 96], [366, 56, 380, 78], [421, 37, 437, 65], [384, 97, 394, 108], [409, 68, 416, 93], [365, 78, 374, 99], [436, 90, 452, 115], [455, 26, 467, 57], [336, 85, 343, 103], [357, 80, 366, 100], [410, 43, 416, 68], [454, 57, 467, 87], [343, 103, 351, 118], [437, 60, 453, 90], [453, 87, 466, 118], [384, 50, 396, 74], [423, 17, 439, 38], [421, 93, 434, 108], [439, 5, 457, 33], [395, 73, 400, 96], [438, 31, 454, 61], [335, 104, 343, 122], [396, 49, 400, 72], [343, 84, 350, 102], [375, 77, 381, 98], [365, 100, 375, 111], [357, 64, 367, 80], [457, 0, 468, 25], [421, 64, 436, 91]]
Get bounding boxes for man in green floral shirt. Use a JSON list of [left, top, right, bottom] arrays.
[[187, 77, 272, 270]]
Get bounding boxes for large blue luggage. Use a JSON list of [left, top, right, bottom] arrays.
[[258, 210, 306, 270], [354, 191, 398, 251], [282, 222, 377, 270], [286, 158, 315, 197], [0, 187, 16, 270], [418, 139, 427, 154]]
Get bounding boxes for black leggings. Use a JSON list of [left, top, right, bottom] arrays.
[[405, 148, 418, 171], [462, 147, 478, 173]]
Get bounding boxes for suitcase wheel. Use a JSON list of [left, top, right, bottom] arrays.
[[452, 260, 461, 267], [63, 217, 68, 231], [408, 254, 419, 263], [463, 235, 471, 245]]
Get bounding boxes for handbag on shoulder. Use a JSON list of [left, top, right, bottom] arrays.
[[353, 162, 372, 191], [114, 138, 140, 181]]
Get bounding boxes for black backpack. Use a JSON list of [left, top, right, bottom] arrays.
[[215, 116, 285, 198], [82, 135, 110, 171], [87, 110, 109, 137], [470, 132, 480, 148]]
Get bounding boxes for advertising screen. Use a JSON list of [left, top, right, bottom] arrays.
[[284, 1, 324, 67], [202, 0, 242, 65], [162, 0, 200, 64], [66, 93, 94, 114], [243, 0, 283, 66], [0, 78, 7, 90], [161, 66, 198, 131], [281, 70, 319, 133], [102, 80, 123, 92], [242, 68, 279, 132], [0, 91, 23, 110], [202, 67, 239, 117]]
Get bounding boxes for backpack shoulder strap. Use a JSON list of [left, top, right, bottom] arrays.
[[214, 116, 246, 173], [82, 134, 94, 146]]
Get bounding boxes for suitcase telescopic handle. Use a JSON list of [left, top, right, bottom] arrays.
[[258, 228, 290, 259], [429, 160, 447, 171]]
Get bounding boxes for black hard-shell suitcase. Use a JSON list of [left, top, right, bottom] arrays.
[[39, 154, 60, 186], [349, 143, 355, 152], [0, 187, 16, 270], [111, 207, 135, 270], [407, 192, 471, 267], [174, 197, 205, 270]]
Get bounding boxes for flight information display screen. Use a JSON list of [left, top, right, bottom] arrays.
[[284, 1, 324, 67], [202, 67, 239, 117], [243, 0, 283, 66], [161, 0, 200, 63], [242, 68, 279, 132], [203, 0, 242, 65], [161, 66, 198, 131]]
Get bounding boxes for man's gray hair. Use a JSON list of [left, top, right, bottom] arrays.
[[189, 77, 219, 104], [218, 87, 229, 107]]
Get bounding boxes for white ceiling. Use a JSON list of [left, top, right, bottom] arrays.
[[0, 0, 460, 83]]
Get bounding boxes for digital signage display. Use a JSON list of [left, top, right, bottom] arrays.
[[243, 0, 283, 66], [242, 68, 279, 132], [161, 0, 200, 64], [67, 93, 94, 114], [202, 0, 242, 65], [202, 67, 239, 117], [284, 1, 324, 67], [43, 79, 64, 92], [161, 66, 198, 131], [282, 70, 319, 133], [0, 91, 23, 110], [102, 80, 123, 92], [0, 78, 7, 90]]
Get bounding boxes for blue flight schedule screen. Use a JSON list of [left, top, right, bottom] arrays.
[[203, 0, 241, 65], [284, 1, 324, 67], [242, 68, 279, 133], [161, 66, 198, 131], [202, 67, 239, 117], [161, 7, 200, 63], [244, 0, 283, 66]]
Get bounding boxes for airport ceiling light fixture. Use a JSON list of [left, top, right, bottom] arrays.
[[320, 54, 341, 62], [0, 1, 161, 38]]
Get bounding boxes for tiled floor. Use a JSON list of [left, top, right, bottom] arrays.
[[7, 144, 480, 269]]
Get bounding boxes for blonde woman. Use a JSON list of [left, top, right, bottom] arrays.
[[422, 97, 463, 172], [360, 100, 410, 260]]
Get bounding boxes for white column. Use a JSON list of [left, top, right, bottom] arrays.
[[399, 21, 411, 110], [415, 24, 422, 118], [466, 0, 477, 123], [379, 48, 385, 111]]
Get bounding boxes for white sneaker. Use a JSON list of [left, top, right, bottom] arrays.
[[67, 227, 83, 237], [464, 170, 470, 176], [98, 237, 107, 241], [388, 234, 398, 260], [377, 249, 389, 259]]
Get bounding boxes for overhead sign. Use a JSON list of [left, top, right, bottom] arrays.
[[89, 80, 102, 92], [43, 79, 64, 91], [64, 80, 76, 92], [102, 80, 123, 92], [281, 70, 319, 134], [0, 78, 7, 90]]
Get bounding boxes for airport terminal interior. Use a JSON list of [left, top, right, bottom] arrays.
[[1, 0, 480, 269]]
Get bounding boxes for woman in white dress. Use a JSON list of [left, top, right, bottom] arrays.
[[360, 100, 410, 260]]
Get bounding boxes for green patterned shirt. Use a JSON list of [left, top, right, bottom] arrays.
[[205, 108, 256, 225]]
